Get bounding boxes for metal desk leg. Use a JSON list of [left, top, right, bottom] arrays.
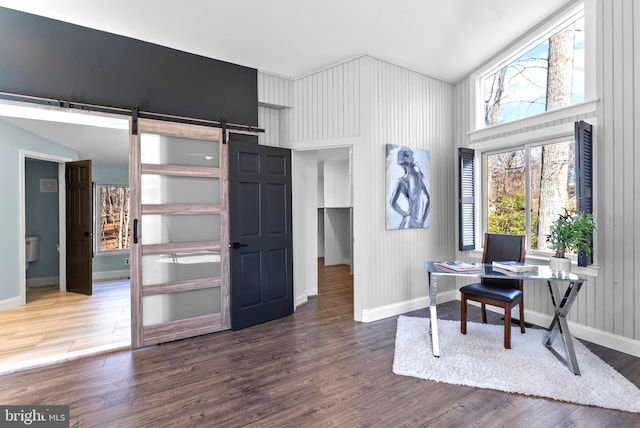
[[428, 272, 440, 357], [543, 281, 583, 375]]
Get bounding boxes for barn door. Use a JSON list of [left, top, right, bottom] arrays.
[[129, 118, 229, 349]]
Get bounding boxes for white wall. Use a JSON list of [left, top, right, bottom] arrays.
[[454, 0, 640, 356], [259, 55, 456, 322], [258, 0, 640, 357], [0, 120, 79, 308], [364, 58, 456, 316], [595, 0, 639, 342]]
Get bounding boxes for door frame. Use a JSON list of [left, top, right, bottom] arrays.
[[289, 137, 360, 319], [19, 150, 71, 305]]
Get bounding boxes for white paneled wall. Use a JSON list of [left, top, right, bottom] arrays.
[[257, 1, 639, 353], [596, 0, 639, 341], [260, 57, 456, 321], [453, 0, 640, 354], [257, 73, 293, 147], [258, 72, 293, 108], [367, 58, 455, 311], [285, 59, 362, 142], [257, 106, 280, 147]]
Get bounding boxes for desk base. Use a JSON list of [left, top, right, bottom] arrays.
[[427, 272, 440, 357], [429, 305, 440, 357], [543, 280, 583, 375]]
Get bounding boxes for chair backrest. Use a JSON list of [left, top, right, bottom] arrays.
[[481, 233, 526, 289]]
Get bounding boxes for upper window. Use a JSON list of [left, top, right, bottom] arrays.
[[95, 184, 131, 253], [481, 9, 584, 127]]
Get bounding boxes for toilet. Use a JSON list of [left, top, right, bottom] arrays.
[[25, 235, 42, 269]]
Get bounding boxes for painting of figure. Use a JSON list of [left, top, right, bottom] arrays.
[[386, 144, 430, 230]]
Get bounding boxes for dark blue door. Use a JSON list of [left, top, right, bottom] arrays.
[[229, 139, 293, 330]]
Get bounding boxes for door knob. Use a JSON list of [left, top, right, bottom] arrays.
[[230, 242, 248, 249]]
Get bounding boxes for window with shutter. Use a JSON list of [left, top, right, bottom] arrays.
[[480, 120, 593, 263], [575, 120, 593, 266], [458, 148, 475, 251]]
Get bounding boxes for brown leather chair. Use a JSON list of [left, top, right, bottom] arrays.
[[460, 233, 526, 349]]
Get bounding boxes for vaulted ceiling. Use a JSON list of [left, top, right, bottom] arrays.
[[0, 0, 572, 164], [0, 0, 571, 83]]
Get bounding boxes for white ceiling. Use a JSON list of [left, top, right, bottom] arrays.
[[0, 0, 571, 82], [2, 115, 129, 165], [0, 0, 572, 164]]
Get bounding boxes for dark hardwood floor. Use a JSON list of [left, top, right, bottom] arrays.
[[0, 260, 638, 427]]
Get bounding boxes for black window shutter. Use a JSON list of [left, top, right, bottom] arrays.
[[575, 120, 593, 266], [458, 148, 475, 251]]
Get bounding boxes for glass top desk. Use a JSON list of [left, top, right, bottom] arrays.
[[424, 261, 587, 375]]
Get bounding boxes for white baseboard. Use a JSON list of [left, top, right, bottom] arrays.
[[295, 295, 309, 309], [93, 270, 129, 281], [362, 296, 425, 323], [360, 291, 640, 358], [26, 276, 59, 287], [457, 291, 640, 358], [522, 310, 640, 359], [361, 290, 458, 323], [0, 295, 22, 312]]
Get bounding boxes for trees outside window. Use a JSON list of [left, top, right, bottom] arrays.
[[487, 140, 575, 253], [483, 14, 584, 127], [96, 185, 130, 252], [481, 7, 584, 254]]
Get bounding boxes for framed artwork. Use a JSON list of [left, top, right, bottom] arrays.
[[385, 144, 431, 230]]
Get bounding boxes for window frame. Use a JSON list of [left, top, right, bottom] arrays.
[[470, 1, 592, 132], [93, 183, 131, 255], [481, 133, 578, 258]]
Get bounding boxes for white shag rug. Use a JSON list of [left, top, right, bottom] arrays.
[[393, 316, 640, 413]]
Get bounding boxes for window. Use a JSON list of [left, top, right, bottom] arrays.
[[481, 8, 584, 127], [487, 140, 575, 253], [95, 184, 131, 253], [473, 121, 593, 262]]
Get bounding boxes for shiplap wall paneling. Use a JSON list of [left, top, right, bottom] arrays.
[[257, 72, 293, 108], [290, 59, 362, 142], [368, 58, 455, 310], [451, 0, 640, 348], [257, 72, 294, 146], [633, 0, 640, 341], [258, 106, 280, 147], [599, 0, 638, 340]]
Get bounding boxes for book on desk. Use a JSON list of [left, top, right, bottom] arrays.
[[436, 261, 482, 272], [491, 260, 538, 273]]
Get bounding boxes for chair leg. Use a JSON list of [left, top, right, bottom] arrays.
[[460, 294, 467, 335], [519, 301, 525, 334], [504, 304, 511, 349], [481, 303, 487, 324]]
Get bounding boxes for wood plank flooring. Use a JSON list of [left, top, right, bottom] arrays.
[[0, 261, 638, 427], [0, 280, 130, 374]]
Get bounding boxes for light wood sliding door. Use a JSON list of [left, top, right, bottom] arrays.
[[130, 119, 228, 349]]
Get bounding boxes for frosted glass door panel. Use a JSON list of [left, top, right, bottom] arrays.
[[141, 214, 220, 245], [141, 175, 220, 205], [142, 251, 221, 286], [143, 287, 221, 326], [141, 133, 220, 167]]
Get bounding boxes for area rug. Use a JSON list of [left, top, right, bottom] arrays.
[[392, 316, 640, 413]]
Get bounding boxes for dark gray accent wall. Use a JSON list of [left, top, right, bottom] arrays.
[[0, 7, 257, 126]]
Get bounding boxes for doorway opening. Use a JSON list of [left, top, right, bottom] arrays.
[[1, 101, 132, 373], [291, 145, 355, 312]]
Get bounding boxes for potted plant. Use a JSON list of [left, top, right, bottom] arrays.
[[547, 209, 596, 272]]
